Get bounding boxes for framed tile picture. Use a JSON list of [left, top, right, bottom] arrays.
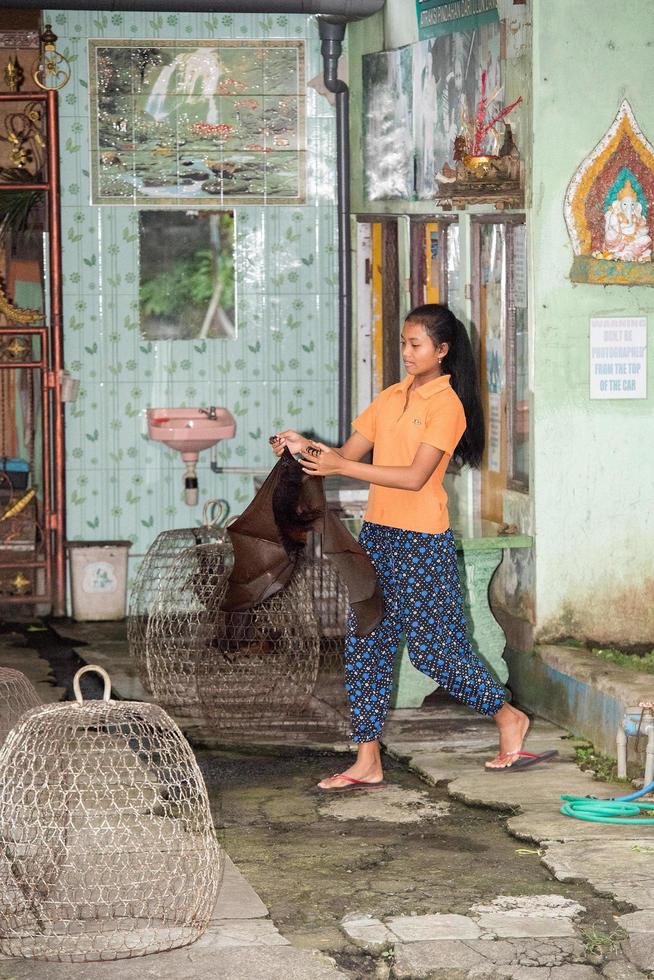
[[89, 39, 305, 205]]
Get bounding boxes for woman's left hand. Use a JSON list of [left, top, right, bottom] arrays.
[[300, 442, 343, 477]]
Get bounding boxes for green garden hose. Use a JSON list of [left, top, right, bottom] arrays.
[[561, 782, 654, 824]]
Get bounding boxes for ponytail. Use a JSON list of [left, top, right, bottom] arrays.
[[405, 304, 485, 468]]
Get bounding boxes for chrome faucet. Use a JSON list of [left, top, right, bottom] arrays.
[[199, 406, 217, 420]]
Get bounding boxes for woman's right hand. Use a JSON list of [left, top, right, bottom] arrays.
[[269, 430, 309, 457]]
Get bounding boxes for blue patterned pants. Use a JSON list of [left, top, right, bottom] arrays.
[[345, 521, 506, 743]]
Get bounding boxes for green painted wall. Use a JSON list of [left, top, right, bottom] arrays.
[[531, 0, 654, 645], [349, 0, 653, 647]]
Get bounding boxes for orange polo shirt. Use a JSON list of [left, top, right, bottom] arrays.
[[352, 374, 466, 535]]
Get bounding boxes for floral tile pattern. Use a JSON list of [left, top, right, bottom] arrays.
[[46, 9, 339, 581]]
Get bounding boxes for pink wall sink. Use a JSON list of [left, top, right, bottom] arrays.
[[146, 407, 236, 461]]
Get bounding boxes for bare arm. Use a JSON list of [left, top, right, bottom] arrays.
[[301, 441, 445, 492], [337, 431, 373, 462]]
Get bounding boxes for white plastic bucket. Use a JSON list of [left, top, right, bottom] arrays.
[[67, 541, 132, 621]]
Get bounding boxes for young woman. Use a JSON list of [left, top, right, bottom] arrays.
[[272, 304, 532, 788]]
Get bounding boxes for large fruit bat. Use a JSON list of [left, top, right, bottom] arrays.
[[221, 448, 383, 636]]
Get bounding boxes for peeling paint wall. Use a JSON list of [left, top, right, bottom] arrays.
[[350, 1, 653, 648], [531, 0, 654, 646]]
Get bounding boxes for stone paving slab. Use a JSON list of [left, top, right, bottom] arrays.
[[503, 970, 600, 980], [387, 726, 654, 977], [506, 806, 646, 842], [0, 643, 65, 703], [0, 944, 348, 980], [319, 784, 450, 824], [386, 913, 481, 942], [470, 894, 586, 920], [617, 911, 654, 933], [339, 913, 394, 952], [58, 622, 128, 645], [391, 937, 589, 978], [610, 884, 654, 909], [448, 765, 613, 811], [209, 919, 289, 947], [602, 959, 649, 979], [542, 840, 654, 889], [212, 856, 269, 920], [398, 750, 491, 784], [473, 913, 575, 938], [621, 936, 654, 973]]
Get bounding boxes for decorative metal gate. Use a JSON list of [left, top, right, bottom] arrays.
[[0, 91, 65, 614]]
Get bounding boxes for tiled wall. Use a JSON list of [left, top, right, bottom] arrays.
[[47, 9, 339, 574]]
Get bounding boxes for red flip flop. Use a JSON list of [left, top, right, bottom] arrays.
[[315, 773, 387, 792], [486, 750, 558, 773]]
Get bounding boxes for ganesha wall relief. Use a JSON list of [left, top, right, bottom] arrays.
[[564, 100, 654, 286]]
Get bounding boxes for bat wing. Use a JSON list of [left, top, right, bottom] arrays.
[[221, 457, 296, 611], [322, 512, 384, 636]]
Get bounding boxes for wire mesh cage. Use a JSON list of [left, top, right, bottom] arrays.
[[140, 537, 232, 709], [196, 551, 321, 731], [0, 665, 221, 962], [127, 501, 230, 699], [129, 501, 355, 730], [303, 531, 350, 676], [0, 668, 41, 747]]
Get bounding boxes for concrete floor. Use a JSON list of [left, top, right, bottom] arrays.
[[0, 619, 652, 979]]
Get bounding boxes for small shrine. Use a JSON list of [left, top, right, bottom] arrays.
[[435, 71, 523, 209], [564, 99, 654, 285]]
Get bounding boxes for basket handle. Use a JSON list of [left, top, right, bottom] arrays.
[[202, 498, 230, 528], [73, 664, 112, 704]]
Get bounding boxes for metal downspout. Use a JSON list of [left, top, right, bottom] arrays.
[[318, 17, 351, 445]]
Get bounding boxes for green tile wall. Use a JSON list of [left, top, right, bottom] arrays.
[[47, 10, 339, 579]]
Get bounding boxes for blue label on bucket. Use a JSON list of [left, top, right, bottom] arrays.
[[82, 561, 117, 594]]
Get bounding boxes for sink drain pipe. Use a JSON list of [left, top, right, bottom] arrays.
[[561, 780, 654, 825]]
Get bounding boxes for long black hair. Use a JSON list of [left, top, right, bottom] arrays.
[[405, 303, 485, 468]]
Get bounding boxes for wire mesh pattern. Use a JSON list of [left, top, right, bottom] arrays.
[[129, 517, 355, 730], [140, 536, 232, 708], [127, 525, 227, 700], [195, 550, 321, 731], [303, 532, 349, 676], [0, 668, 41, 747], [0, 666, 221, 962]]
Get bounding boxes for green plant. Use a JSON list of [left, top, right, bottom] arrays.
[[592, 646, 654, 674], [0, 167, 44, 245], [574, 743, 626, 783], [579, 925, 626, 958], [140, 246, 234, 321]]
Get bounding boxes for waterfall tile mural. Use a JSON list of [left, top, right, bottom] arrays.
[[89, 39, 305, 204], [564, 100, 654, 286], [362, 46, 414, 201], [363, 21, 501, 201]]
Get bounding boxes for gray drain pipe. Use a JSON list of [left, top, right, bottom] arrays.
[[318, 17, 351, 444], [21, 0, 385, 439], [11, 2, 383, 21]]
